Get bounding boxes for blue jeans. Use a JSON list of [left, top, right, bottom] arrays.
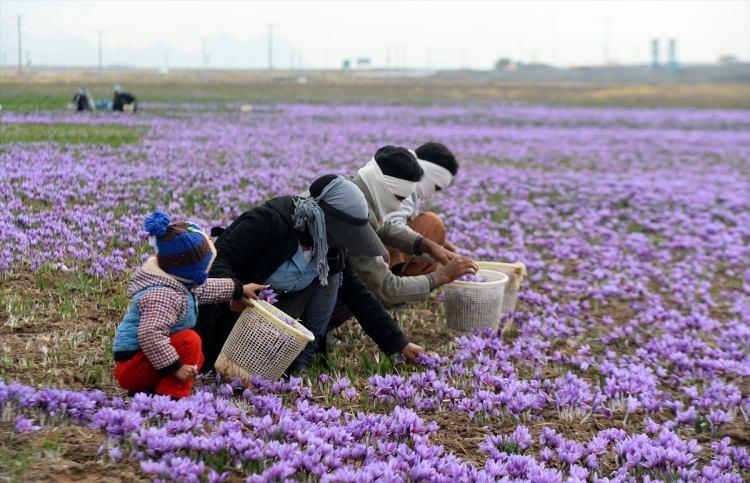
[[292, 272, 341, 370]]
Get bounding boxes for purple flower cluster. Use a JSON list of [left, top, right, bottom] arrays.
[[456, 273, 486, 283], [4, 377, 748, 480], [2, 102, 749, 479], [257, 289, 278, 305]]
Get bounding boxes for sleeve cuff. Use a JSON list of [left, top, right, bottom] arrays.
[[159, 359, 184, 375], [383, 334, 410, 355], [426, 273, 436, 291], [413, 236, 424, 255], [232, 279, 244, 300]]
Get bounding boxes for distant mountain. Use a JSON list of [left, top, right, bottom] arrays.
[[0, 30, 303, 69]]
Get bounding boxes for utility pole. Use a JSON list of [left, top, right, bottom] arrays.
[[603, 18, 612, 65], [17, 15, 22, 74], [267, 23, 273, 70], [97, 30, 103, 75], [202, 38, 208, 70]]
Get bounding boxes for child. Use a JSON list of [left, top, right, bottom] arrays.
[[113, 210, 265, 399]]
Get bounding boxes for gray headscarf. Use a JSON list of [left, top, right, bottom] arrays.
[[292, 176, 362, 286]]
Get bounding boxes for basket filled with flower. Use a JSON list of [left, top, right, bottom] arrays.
[[443, 269, 509, 333], [215, 292, 314, 382]]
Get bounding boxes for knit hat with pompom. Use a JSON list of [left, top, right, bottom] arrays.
[[144, 210, 215, 286]]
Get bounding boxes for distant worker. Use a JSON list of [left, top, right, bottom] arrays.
[[72, 88, 95, 112], [112, 84, 138, 112]]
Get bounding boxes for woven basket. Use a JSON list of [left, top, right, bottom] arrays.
[[215, 300, 314, 382], [443, 269, 509, 333], [476, 261, 527, 314]]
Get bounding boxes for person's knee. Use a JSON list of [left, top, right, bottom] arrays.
[[413, 211, 446, 240], [421, 211, 445, 229], [173, 329, 202, 353]]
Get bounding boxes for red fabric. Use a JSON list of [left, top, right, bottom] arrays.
[[114, 329, 204, 399]]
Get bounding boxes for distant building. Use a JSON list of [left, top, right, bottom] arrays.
[[668, 39, 679, 73], [356, 57, 371, 68], [719, 55, 740, 65], [651, 39, 660, 70], [494, 57, 518, 71]]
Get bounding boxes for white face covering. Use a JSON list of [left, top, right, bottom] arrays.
[[415, 159, 453, 203], [357, 158, 418, 225]]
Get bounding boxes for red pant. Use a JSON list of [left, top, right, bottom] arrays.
[[388, 212, 447, 276], [114, 329, 204, 399]]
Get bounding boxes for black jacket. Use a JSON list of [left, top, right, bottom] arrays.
[[72, 93, 92, 111], [112, 92, 137, 111], [210, 196, 345, 283], [196, 196, 408, 371]]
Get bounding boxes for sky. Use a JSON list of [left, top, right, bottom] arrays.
[[0, 0, 748, 70]]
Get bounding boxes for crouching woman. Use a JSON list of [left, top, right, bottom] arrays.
[[197, 174, 425, 376], [112, 211, 264, 399]]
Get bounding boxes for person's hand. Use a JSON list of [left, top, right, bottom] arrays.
[[420, 238, 450, 264], [400, 342, 426, 362], [444, 240, 459, 253], [230, 283, 268, 312], [174, 364, 198, 382], [433, 257, 478, 287], [243, 283, 269, 301]]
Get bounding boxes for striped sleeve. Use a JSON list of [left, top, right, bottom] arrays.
[[136, 288, 184, 371]]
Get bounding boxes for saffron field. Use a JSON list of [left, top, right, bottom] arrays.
[[1, 99, 749, 481]]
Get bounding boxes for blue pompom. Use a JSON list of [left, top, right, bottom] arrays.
[[192, 271, 208, 286], [144, 210, 171, 238]]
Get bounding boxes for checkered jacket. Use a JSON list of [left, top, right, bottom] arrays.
[[122, 257, 237, 371]]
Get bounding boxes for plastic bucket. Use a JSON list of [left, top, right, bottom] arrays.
[[476, 261, 526, 314], [443, 269, 509, 333]]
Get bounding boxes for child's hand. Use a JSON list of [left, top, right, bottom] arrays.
[[230, 284, 269, 312], [174, 364, 198, 381], [242, 283, 269, 301]]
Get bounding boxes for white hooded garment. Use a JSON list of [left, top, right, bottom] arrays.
[[386, 159, 453, 225], [357, 157, 418, 227]]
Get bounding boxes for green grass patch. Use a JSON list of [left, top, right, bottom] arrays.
[[3, 79, 750, 110], [0, 123, 144, 147], [0, 88, 71, 111]]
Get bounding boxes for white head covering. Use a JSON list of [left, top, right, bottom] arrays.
[[357, 157, 418, 226], [415, 159, 453, 202]]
